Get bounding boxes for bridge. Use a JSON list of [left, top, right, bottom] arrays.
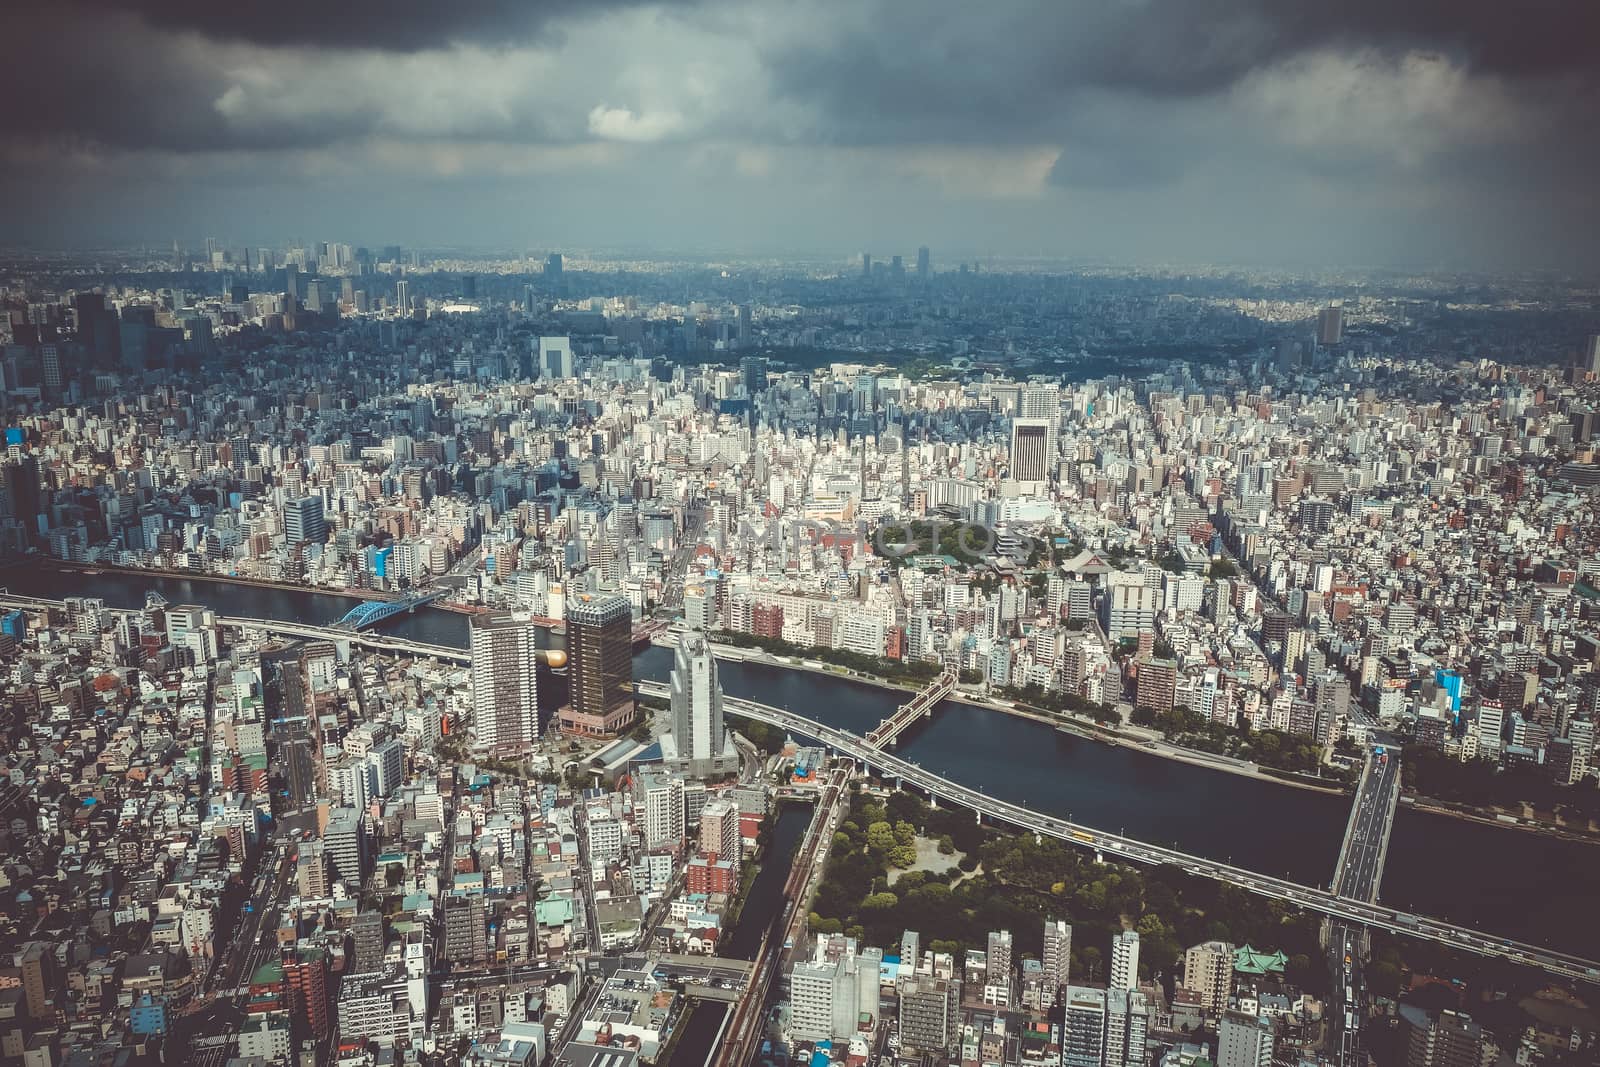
[[1327, 746, 1404, 1067], [331, 589, 448, 630], [5, 591, 1597, 985], [864, 670, 955, 748], [634, 679, 1600, 986]]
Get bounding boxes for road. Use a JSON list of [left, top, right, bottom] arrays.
[[1335, 751, 1401, 902], [629, 680, 1600, 986], [4, 591, 1595, 984]]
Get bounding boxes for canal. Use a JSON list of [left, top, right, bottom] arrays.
[[667, 804, 812, 1067], [14, 565, 1600, 957]]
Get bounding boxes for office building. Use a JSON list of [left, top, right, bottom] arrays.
[[1318, 305, 1345, 346], [916, 245, 930, 278], [665, 630, 736, 777], [562, 595, 636, 736], [1103, 585, 1159, 640], [1218, 1012, 1275, 1067], [470, 612, 542, 753], [1109, 929, 1140, 991], [324, 806, 368, 887], [1010, 417, 1053, 483], [539, 335, 574, 379], [284, 495, 326, 546]]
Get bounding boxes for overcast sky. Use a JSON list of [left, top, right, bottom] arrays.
[[4, 0, 1597, 271]]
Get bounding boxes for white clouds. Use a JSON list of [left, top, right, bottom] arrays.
[[587, 105, 687, 142]]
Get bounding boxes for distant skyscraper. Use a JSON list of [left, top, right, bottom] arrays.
[[283, 496, 326, 546], [861, 252, 871, 277], [539, 335, 574, 378], [394, 280, 409, 315], [562, 594, 635, 736], [469, 611, 541, 753], [741, 355, 768, 395], [461, 274, 478, 301], [1318, 305, 1344, 346], [890, 254, 904, 277], [1109, 929, 1140, 991], [916, 245, 930, 278], [669, 631, 726, 774], [737, 303, 753, 347], [1010, 417, 1052, 483], [1585, 334, 1600, 375], [545, 252, 564, 292]]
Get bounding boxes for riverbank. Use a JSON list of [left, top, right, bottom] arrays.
[[694, 635, 1352, 797], [31, 559, 386, 601]]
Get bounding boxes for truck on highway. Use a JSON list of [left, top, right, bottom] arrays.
[[1071, 830, 1095, 844]]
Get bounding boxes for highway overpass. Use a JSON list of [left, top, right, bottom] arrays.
[[638, 680, 1600, 986]]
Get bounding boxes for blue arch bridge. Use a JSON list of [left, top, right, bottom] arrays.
[[331, 589, 447, 630]]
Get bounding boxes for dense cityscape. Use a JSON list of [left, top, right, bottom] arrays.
[[5, 0, 1600, 1065], [0, 241, 1595, 1067]]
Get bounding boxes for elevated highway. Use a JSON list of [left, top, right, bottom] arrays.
[[636, 680, 1600, 986]]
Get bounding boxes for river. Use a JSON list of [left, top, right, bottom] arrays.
[[15, 565, 1600, 958]]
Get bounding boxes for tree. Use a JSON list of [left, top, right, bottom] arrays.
[[887, 844, 918, 869], [894, 821, 916, 847], [866, 821, 896, 854], [863, 891, 899, 911]]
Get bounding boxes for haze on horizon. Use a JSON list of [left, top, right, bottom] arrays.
[[4, 0, 1597, 273]]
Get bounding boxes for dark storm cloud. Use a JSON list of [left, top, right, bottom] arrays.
[[765, 0, 1600, 146], [74, 0, 666, 51]]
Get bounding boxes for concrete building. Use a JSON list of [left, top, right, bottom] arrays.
[[1109, 929, 1140, 991], [1180, 940, 1234, 1016], [469, 611, 542, 754], [563, 595, 636, 737], [1218, 1012, 1275, 1067]]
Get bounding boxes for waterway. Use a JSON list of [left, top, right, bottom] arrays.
[[668, 804, 811, 1067], [15, 565, 1600, 958]]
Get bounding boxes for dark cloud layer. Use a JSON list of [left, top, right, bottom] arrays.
[[76, 0, 650, 50], [0, 0, 1596, 269]]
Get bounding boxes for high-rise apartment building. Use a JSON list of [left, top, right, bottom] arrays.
[[1181, 940, 1234, 1016], [1062, 986, 1106, 1067], [898, 976, 958, 1053], [1041, 919, 1072, 1007], [1401, 1008, 1497, 1067], [1109, 929, 1140, 991], [562, 595, 636, 736], [469, 612, 541, 753]]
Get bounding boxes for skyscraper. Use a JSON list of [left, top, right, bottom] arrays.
[[394, 279, 409, 314], [916, 245, 930, 278], [1010, 417, 1053, 483], [562, 595, 636, 736], [469, 611, 542, 753], [1109, 929, 1140, 991], [861, 252, 871, 277], [539, 335, 574, 378], [284, 495, 327, 546], [668, 631, 727, 775], [1317, 305, 1344, 346]]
